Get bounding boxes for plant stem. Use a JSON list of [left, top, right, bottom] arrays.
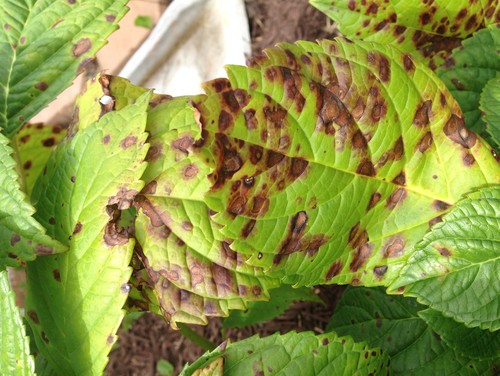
[[178, 323, 216, 351]]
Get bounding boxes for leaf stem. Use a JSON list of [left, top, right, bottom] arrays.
[[178, 323, 216, 351]]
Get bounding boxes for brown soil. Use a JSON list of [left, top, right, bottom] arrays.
[[106, 1, 343, 375]]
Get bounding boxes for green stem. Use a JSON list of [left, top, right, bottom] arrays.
[[178, 323, 216, 351]]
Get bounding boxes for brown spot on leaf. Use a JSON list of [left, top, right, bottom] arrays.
[[103, 134, 110, 144], [48, 217, 55, 225], [228, 195, 247, 215], [350, 244, 372, 272], [72, 38, 91, 57], [373, 265, 388, 277], [19, 134, 30, 143], [244, 109, 257, 129], [465, 15, 477, 31], [291, 211, 308, 234], [43, 138, 56, 147], [108, 188, 139, 210], [266, 150, 285, 168], [35, 244, 53, 255], [171, 136, 193, 154], [352, 97, 365, 120], [429, 216, 443, 227], [352, 130, 368, 151], [35, 82, 48, 91], [242, 220, 256, 238], [104, 223, 129, 246], [326, 260, 343, 280], [403, 54, 415, 72], [420, 12, 431, 25], [463, 153, 475, 166], [10, 234, 20, 246], [211, 264, 234, 295], [23, 160, 32, 170], [433, 200, 451, 211], [378, 55, 390, 82], [70, 176, 76, 183], [367, 2, 378, 14], [356, 159, 376, 176], [52, 269, 61, 282], [451, 78, 465, 90], [392, 171, 406, 185], [222, 91, 240, 113], [249, 145, 263, 164], [443, 115, 476, 148], [211, 78, 231, 93], [417, 131, 433, 152], [383, 238, 405, 258], [290, 158, 308, 177], [105, 14, 116, 22], [183, 164, 199, 179], [142, 180, 157, 194], [27, 310, 39, 324], [264, 106, 287, 128], [218, 110, 233, 131], [386, 188, 407, 209], [413, 100, 432, 127], [181, 221, 193, 231], [367, 192, 381, 211], [436, 247, 452, 257], [249, 195, 270, 217], [120, 135, 138, 149]]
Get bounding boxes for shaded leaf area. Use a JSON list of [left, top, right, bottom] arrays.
[[419, 308, 500, 361], [0, 0, 128, 137], [309, 0, 499, 69], [0, 131, 65, 269], [391, 186, 500, 331], [195, 38, 499, 289], [479, 77, 500, 152], [25, 79, 151, 375], [222, 285, 321, 329], [327, 286, 499, 375], [181, 331, 390, 376], [13, 122, 67, 196], [0, 270, 34, 376], [437, 24, 500, 140]]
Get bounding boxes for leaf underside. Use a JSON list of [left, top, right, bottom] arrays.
[[327, 286, 499, 375], [0, 270, 34, 376], [309, 0, 499, 69], [25, 78, 150, 375], [181, 331, 390, 376], [0, 0, 128, 137], [391, 186, 500, 331]]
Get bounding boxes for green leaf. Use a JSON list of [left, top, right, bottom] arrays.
[[479, 77, 500, 151], [327, 286, 498, 375], [12, 123, 67, 196], [391, 186, 500, 331], [194, 38, 499, 288], [134, 15, 153, 29], [0, 0, 128, 136], [419, 308, 500, 360], [0, 270, 34, 376], [25, 78, 151, 375], [222, 285, 321, 329], [156, 359, 175, 376], [0, 131, 66, 269], [181, 331, 390, 376], [437, 24, 500, 138], [309, 0, 497, 69]]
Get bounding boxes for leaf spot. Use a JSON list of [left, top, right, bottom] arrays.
[[72, 38, 92, 57]]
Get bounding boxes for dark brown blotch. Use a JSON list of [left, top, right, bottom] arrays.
[[290, 158, 308, 178], [386, 188, 407, 210], [433, 200, 451, 212], [266, 150, 285, 168], [35, 244, 53, 255], [52, 269, 61, 282], [373, 265, 388, 277], [10, 234, 20, 246], [222, 91, 240, 113], [291, 211, 308, 234], [249, 195, 270, 217], [183, 164, 199, 179], [352, 130, 368, 151], [350, 244, 372, 272], [383, 238, 405, 258], [23, 160, 32, 170], [120, 135, 138, 149], [443, 114, 476, 149], [249, 145, 263, 164], [72, 38, 91, 57], [403, 54, 415, 72], [42, 137, 56, 147], [171, 136, 194, 154], [244, 109, 257, 129], [264, 106, 287, 128], [413, 100, 432, 127], [228, 195, 247, 215], [35, 82, 48, 91], [218, 110, 233, 131], [367, 192, 381, 211], [325, 260, 343, 280], [392, 171, 406, 186], [356, 159, 376, 177], [436, 246, 452, 257], [27, 310, 39, 324], [417, 131, 433, 153], [241, 219, 256, 238], [463, 153, 475, 166], [73, 222, 83, 235]]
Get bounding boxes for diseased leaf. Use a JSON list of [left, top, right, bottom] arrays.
[[391, 186, 500, 331], [479, 77, 500, 151], [0, 270, 34, 376], [135, 94, 278, 327], [194, 38, 499, 288], [0, 0, 128, 136], [181, 331, 390, 376], [419, 308, 500, 361], [327, 286, 499, 375], [13, 122, 67, 196], [25, 78, 151, 375], [222, 285, 321, 329], [0, 131, 66, 269], [437, 24, 500, 138], [309, 0, 498, 69]]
